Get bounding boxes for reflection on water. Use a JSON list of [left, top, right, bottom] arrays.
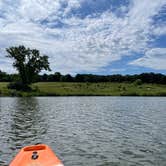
[[0, 98, 48, 165], [0, 97, 166, 166], [9, 98, 47, 149]]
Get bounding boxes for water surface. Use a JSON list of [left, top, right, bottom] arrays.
[[0, 97, 166, 166]]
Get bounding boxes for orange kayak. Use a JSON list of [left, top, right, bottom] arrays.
[[9, 144, 64, 166]]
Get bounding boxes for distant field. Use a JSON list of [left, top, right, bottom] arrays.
[[0, 82, 166, 96]]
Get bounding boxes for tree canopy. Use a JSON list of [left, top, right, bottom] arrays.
[[1, 71, 166, 84], [6, 45, 51, 85]]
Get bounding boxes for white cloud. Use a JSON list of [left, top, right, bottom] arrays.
[[152, 26, 166, 36], [0, 0, 166, 74], [130, 48, 166, 70]]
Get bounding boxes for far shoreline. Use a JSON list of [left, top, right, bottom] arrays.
[[1, 82, 166, 97]]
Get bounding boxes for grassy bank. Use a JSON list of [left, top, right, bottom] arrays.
[[0, 82, 166, 97]]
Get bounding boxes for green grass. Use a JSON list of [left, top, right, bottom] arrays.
[[0, 82, 166, 96]]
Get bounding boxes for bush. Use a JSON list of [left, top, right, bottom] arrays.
[[133, 79, 143, 85], [121, 91, 139, 96], [7, 82, 32, 91], [33, 85, 39, 92]]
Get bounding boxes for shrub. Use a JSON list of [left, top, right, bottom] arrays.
[[7, 82, 32, 91], [133, 79, 143, 85], [33, 85, 39, 92]]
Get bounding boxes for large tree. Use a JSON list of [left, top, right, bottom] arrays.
[[6, 45, 51, 85]]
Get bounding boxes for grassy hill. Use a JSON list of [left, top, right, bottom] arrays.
[[0, 82, 166, 97]]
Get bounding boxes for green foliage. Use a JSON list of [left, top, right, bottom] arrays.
[[1, 70, 166, 84], [31, 82, 166, 96], [133, 79, 143, 85], [39, 73, 166, 84], [54, 72, 61, 81], [60, 74, 73, 82], [6, 45, 51, 85], [7, 82, 32, 91], [0, 82, 166, 96]]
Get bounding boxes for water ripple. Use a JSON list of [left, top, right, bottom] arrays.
[[0, 97, 166, 166]]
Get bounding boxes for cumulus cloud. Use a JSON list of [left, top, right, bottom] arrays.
[[0, 0, 166, 74], [130, 48, 166, 70], [152, 26, 166, 36]]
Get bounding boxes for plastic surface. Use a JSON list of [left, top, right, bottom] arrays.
[[9, 144, 63, 166]]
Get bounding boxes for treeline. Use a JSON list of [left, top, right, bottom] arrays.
[[0, 70, 166, 84]]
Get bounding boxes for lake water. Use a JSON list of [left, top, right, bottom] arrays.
[[0, 97, 166, 166]]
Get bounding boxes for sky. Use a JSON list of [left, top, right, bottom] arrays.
[[0, 0, 166, 75]]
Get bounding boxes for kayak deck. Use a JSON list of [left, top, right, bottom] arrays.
[[10, 144, 63, 166]]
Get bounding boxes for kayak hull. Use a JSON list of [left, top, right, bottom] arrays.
[[10, 144, 63, 166]]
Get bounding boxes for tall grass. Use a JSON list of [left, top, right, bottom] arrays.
[[0, 82, 166, 96]]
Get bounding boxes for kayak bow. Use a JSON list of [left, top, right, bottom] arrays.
[[10, 144, 64, 166]]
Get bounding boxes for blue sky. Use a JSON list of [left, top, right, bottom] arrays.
[[0, 0, 166, 75]]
